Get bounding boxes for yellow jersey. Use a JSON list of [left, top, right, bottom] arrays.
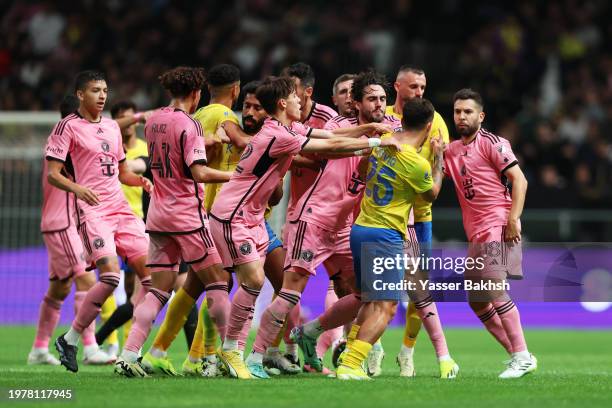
[[385, 105, 449, 222], [192, 104, 240, 211], [121, 138, 148, 219], [356, 136, 433, 239]]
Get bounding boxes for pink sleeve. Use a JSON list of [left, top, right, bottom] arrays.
[[116, 124, 126, 162], [269, 128, 309, 158], [487, 138, 518, 174], [290, 121, 313, 136], [324, 118, 340, 130], [183, 122, 207, 166], [45, 121, 73, 162]]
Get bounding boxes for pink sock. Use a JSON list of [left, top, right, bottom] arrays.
[[283, 301, 301, 345], [493, 300, 527, 353], [253, 289, 301, 354], [131, 276, 152, 306], [205, 282, 230, 341], [319, 293, 361, 331], [471, 302, 512, 353], [228, 284, 260, 348], [414, 296, 449, 357], [124, 288, 170, 353], [316, 287, 342, 356], [74, 291, 96, 346], [71, 273, 120, 333], [33, 295, 62, 349]]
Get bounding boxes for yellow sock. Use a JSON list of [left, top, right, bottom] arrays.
[[202, 300, 218, 356], [402, 301, 422, 348], [188, 300, 207, 360], [122, 318, 132, 346], [347, 324, 360, 349], [342, 339, 371, 369], [100, 295, 118, 345], [152, 288, 196, 352]]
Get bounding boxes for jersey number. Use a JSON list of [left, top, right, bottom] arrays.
[[365, 156, 396, 206], [149, 142, 173, 178]]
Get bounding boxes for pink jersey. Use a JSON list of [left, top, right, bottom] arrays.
[[144, 107, 208, 234], [45, 112, 131, 221], [211, 117, 310, 226], [287, 102, 338, 213], [40, 159, 77, 232], [444, 128, 519, 241]]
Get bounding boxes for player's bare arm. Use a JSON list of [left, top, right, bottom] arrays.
[[503, 165, 528, 243], [301, 136, 400, 154], [126, 158, 147, 174], [189, 163, 233, 184], [420, 136, 445, 203], [47, 159, 100, 206], [221, 121, 252, 149], [291, 154, 323, 170], [268, 181, 283, 207], [309, 122, 392, 139], [114, 110, 154, 131], [118, 160, 153, 193]]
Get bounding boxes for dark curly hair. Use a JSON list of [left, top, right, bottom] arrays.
[[351, 69, 388, 103], [159, 66, 206, 98]]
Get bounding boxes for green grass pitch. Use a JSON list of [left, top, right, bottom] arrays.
[[1, 326, 610, 408]]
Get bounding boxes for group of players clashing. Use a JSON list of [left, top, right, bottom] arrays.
[[31, 61, 537, 381]]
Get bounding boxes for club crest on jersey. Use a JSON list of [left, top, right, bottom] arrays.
[[93, 237, 105, 249], [239, 242, 252, 255], [101, 141, 110, 152], [301, 249, 314, 262], [240, 144, 253, 161], [424, 171, 430, 181]]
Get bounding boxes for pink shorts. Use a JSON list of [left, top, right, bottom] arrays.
[[209, 217, 268, 268], [146, 224, 221, 273], [42, 227, 87, 280], [284, 221, 353, 279], [78, 212, 149, 264], [466, 225, 523, 281]]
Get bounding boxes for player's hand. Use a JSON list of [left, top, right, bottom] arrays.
[[431, 133, 446, 156], [74, 185, 100, 206], [215, 127, 231, 143], [380, 136, 402, 151], [142, 110, 155, 122], [504, 218, 521, 245], [366, 123, 394, 136], [140, 176, 153, 193]]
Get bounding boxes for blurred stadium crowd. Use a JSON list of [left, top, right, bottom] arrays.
[[1, 0, 611, 209]]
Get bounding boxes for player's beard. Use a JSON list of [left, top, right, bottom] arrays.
[[455, 122, 478, 137], [242, 116, 263, 135], [363, 108, 384, 123]]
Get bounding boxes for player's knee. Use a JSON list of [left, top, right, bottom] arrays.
[[49, 279, 72, 300], [333, 277, 354, 298]]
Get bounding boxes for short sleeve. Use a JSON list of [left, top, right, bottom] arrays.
[[324, 117, 341, 131], [183, 120, 207, 166], [116, 124, 126, 162], [407, 158, 433, 194], [290, 121, 313, 137], [486, 138, 518, 174], [45, 121, 73, 162], [269, 128, 309, 158]]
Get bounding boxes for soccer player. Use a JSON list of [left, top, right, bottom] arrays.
[[331, 73, 356, 117], [28, 95, 114, 367], [445, 89, 536, 378], [386, 66, 450, 377], [209, 75, 398, 379], [276, 69, 401, 375], [336, 98, 458, 380], [114, 66, 233, 377], [47, 71, 153, 373]]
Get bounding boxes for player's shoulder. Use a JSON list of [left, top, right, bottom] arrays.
[[54, 113, 81, 135], [383, 114, 401, 128], [326, 114, 356, 129], [478, 128, 509, 146], [446, 139, 464, 155], [311, 102, 337, 122]]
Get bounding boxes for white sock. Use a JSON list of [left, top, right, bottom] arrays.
[[121, 349, 139, 364], [223, 339, 238, 351], [32, 347, 48, 354], [303, 319, 324, 338], [513, 350, 530, 360], [399, 344, 414, 357], [149, 347, 166, 359], [204, 354, 217, 363], [438, 354, 452, 362], [266, 347, 280, 356], [83, 344, 98, 356], [64, 328, 80, 346], [247, 351, 263, 365], [372, 340, 383, 351], [107, 343, 119, 356], [285, 344, 297, 357]]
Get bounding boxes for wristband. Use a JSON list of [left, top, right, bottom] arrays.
[[133, 112, 144, 122], [368, 138, 381, 148]]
